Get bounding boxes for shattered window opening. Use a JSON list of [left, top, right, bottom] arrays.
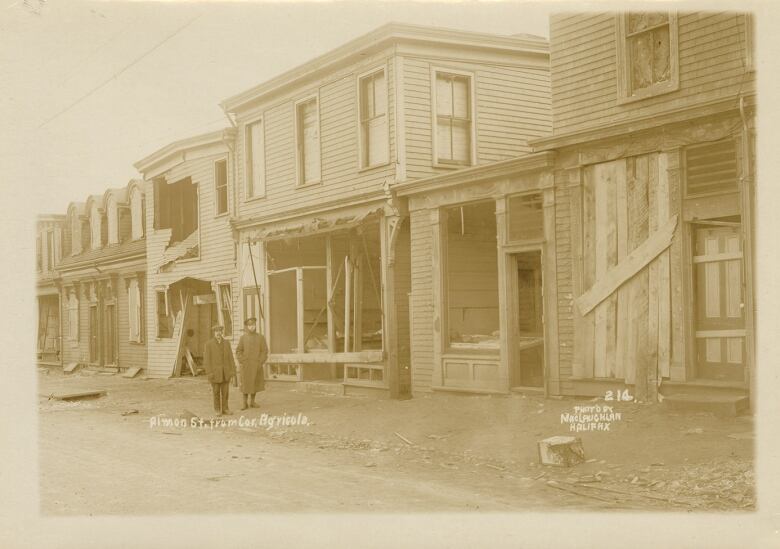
[[153, 177, 199, 246], [619, 12, 677, 100], [444, 201, 500, 350]]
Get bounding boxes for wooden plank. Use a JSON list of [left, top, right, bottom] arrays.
[[646, 155, 660, 400], [614, 160, 629, 380], [657, 153, 671, 379], [575, 214, 678, 315], [570, 174, 586, 379], [605, 161, 620, 378], [593, 163, 609, 378], [344, 256, 351, 352]]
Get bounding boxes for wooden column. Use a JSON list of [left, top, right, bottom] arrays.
[[325, 237, 336, 352], [430, 208, 445, 387], [542, 176, 560, 396], [495, 197, 511, 392], [569, 167, 586, 380], [380, 214, 403, 398], [738, 123, 756, 411], [666, 148, 686, 382]]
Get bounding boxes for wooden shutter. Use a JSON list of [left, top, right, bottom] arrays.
[[685, 140, 738, 197]]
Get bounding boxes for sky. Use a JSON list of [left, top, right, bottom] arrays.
[[0, 0, 554, 216]]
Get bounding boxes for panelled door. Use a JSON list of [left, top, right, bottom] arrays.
[[694, 224, 745, 382]]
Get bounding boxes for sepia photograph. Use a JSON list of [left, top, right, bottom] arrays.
[[3, 0, 779, 547]]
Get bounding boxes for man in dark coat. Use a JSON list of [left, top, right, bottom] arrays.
[[203, 324, 236, 416], [235, 317, 268, 410]]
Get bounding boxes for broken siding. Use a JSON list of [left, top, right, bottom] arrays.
[[409, 209, 434, 392], [145, 153, 238, 378], [235, 49, 397, 222], [403, 57, 552, 180], [550, 13, 754, 134]]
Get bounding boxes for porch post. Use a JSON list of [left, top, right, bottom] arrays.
[[495, 197, 510, 393], [380, 213, 400, 398]]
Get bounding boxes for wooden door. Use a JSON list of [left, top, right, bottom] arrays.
[[89, 305, 99, 363], [104, 304, 116, 365], [512, 250, 544, 388], [694, 225, 745, 381]]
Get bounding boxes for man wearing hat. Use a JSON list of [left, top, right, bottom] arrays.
[[203, 324, 236, 416], [235, 317, 268, 410]]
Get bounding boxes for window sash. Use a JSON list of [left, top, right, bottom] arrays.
[[130, 190, 143, 240], [435, 72, 472, 165], [218, 284, 233, 337], [360, 70, 388, 167], [296, 98, 321, 185], [246, 120, 265, 198]]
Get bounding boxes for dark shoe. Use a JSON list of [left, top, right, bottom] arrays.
[[240, 404, 248, 411], [250, 402, 260, 408], [223, 409, 233, 416]]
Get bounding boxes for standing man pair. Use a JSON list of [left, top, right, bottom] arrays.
[[203, 318, 267, 416]]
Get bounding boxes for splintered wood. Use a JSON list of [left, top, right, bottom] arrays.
[[538, 436, 586, 467]]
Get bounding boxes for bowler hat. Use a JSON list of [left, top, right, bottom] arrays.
[[244, 317, 257, 326], [211, 324, 224, 332]]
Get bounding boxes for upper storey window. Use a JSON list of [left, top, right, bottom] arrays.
[[215, 159, 229, 215], [433, 70, 475, 167], [130, 188, 144, 240], [359, 68, 389, 168], [90, 204, 101, 250], [245, 119, 265, 199], [106, 196, 119, 245], [616, 12, 679, 103], [295, 96, 321, 186]]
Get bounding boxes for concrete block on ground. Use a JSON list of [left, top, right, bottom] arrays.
[[538, 435, 586, 467]]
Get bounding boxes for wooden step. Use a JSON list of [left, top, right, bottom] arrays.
[[661, 392, 749, 417]]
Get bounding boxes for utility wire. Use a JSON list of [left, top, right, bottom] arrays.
[[37, 12, 202, 129]]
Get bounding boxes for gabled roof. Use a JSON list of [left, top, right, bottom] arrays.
[[134, 128, 236, 177], [220, 22, 549, 113]]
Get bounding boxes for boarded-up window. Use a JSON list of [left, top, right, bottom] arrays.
[[508, 193, 544, 241], [217, 283, 233, 338], [435, 72, 472, 165], [684, 140, 738, 197], [618, 13, 678, 100], [128, 278, 142, 343], [68, 290, 79, 341], [296, 98, 320, 185], [215, 159, 228, 215], [130, 188, 144, 240], [359, 69, 388, 167], [246, 119, 265, 198]]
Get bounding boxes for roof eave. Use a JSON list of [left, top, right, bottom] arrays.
[[133, 128, 237, 176]]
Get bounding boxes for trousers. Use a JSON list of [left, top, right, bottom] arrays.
[[211, 382, 230, 412]]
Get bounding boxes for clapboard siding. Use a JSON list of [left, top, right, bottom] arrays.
[[144, 150, 238, 378], [117, 276, 147, 370], [549, 12, 754, 134], [403, 56, 551, 179], [409, 209, 434, 392], [234, 47, 397, 221], [555, 182, 574, 380]]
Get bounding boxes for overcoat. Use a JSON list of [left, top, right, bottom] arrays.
[[235, 331, 268, 393], [203, 337, 236, 384]]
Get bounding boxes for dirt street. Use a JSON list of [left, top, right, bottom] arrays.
[[37, 368, 754, 514]]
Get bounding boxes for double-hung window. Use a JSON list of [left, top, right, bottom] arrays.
[[433, 70, 474, 167], [295, 97, 321, 186], [617, 12, 679, 102], [128, 278, 143, 343], [359, 68, 388, 168], [67, 290, 79, 341], [245, 119, 265, 199]]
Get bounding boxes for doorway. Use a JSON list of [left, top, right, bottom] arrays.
[[104, 303, 117, 366], [693, 220, 745, 382], [89, 305, 99, 363], [511, 250, 544, 388]]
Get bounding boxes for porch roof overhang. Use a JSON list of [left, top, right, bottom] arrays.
[[529, 93, 757, 152], [391, 151, 556, 198], [234, 197, 387, 244]]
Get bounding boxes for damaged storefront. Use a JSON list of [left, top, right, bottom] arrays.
[[396, 153, 558, 395], [236, 200, 412, 397]]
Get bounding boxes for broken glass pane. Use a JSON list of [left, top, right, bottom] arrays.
[[630, 33, 653, 90]]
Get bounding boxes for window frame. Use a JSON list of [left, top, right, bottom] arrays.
[[430, 67, 477, 169], [90, 204, 102, 250], [615, 12, 679, 104], [155, 288, 171, 340], [127, 277, 144, 344], [67, 289, 79, 342], [216, 282, 234, 338], [294, 93, 322, 188], [214, 157, 229, 217], [130, 188, 144, 240], [244, 117, 266, 200], [357, 64, 390, 170]]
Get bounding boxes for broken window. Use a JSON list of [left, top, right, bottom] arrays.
[[215, 159, 228, 215], [359, 68, 388, 168], [128, 278, 142, 343], [265, 225, 383, 354], [295, 97, 321, 185], [130, 188, 144, 240], [154, 177, 199, 249], [435, 71, 473, 166], [444, 201, 500, 349], [217, 283, 233, 338], [508, 193, 544, 241], [246, 119, 265, 198], [619, 12, 678, 100], [156, 290, 172, 339]]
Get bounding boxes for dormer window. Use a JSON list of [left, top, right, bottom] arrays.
[[90, 204, 101, 250], [616, 12, 679, 103], [107, 196, 119, 245], [130, 187, 144, 240]]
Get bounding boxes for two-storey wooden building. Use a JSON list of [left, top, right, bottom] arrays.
[[36, 214, 65, 366], [57, 181, 148, 373], [134, 129, 238, 378], [530, 12, 756, 406], [221, 23, 551, 398]]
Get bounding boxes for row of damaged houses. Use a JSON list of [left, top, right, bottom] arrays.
[[37, 13, 757, 407]]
